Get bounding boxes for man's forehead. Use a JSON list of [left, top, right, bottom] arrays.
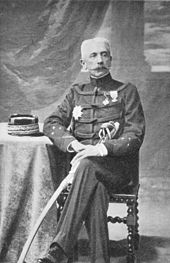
[[81, 38, 110, 58]]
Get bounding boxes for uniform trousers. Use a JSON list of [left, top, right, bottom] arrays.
[[52, 156, 131, 263]]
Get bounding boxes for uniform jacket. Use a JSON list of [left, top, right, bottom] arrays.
[[43, 73, 145, 186]]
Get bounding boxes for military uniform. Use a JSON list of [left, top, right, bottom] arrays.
[[43, 73, 145, 263]]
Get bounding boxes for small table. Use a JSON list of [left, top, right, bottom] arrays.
[[0, 123, 67, 263]]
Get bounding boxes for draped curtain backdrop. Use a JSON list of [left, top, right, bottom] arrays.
[[0, 0, 112, 121], [0, 3, 170, 260]]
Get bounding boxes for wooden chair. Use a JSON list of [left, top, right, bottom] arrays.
[[108, 184, 140, 263], [56, 183, 140, 263]]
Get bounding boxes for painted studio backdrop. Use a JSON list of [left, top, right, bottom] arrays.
[[0, 0, 170, 262], [0, 0, 169, 185], [0, 0, 167, 121]]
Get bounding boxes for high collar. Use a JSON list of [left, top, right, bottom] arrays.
[[90, 73, 112, 88]]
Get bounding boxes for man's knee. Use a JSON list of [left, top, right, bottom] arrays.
[[75, 157, 99, 183], [78, 157, 96, 170]]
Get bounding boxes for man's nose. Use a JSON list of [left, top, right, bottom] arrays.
[[97, 55, 103, 64]]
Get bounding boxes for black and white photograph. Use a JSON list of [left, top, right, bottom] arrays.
[[0, 0, 170, 262]]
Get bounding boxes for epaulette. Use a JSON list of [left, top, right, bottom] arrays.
[[72, 82, 94, 95], [117, 83, 130, 93], [72, 83, 84, 92]]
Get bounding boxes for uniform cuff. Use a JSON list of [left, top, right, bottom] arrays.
[[67, 140, 78, 152]]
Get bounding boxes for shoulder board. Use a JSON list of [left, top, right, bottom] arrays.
[[72, 82, 95, 95], [117, 82, 132, 93], [72, 83, 86, 92]]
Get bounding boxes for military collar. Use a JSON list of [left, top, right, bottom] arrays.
[[90, 73, 113, 88]]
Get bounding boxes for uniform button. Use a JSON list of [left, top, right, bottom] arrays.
[[51, 132, 54, 135], [52, 126, 55, 130], [127, 143, 130, 147]]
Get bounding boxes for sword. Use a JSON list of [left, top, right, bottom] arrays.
[[17, 160, 79, 263], [18, 121, 119, 263]]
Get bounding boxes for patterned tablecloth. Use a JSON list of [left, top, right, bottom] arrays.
[[0, 123, 70, 263]]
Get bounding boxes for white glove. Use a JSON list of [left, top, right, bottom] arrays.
[[71, 144, 108, 165], [67, 140, 86, 153]]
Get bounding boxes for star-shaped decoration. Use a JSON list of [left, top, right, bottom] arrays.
[[110, 91, 118, 102], [103, 98, 109, 105], [72, 105, 83, 120]]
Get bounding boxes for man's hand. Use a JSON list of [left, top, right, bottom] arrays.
[[71, 140, 87, 152], [71, 144, 108, 165]]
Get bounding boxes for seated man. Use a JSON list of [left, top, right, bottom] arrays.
[[38, 37, 145, 263]]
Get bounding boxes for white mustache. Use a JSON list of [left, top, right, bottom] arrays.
[[94, 66, 109, 70]]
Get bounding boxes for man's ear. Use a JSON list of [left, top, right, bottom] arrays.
[[80, 59, 88, 72], [80, 59, 84, 66]]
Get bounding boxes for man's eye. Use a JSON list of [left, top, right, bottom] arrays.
[[90, 53, 97, 58], [102, 52, 108, 57]]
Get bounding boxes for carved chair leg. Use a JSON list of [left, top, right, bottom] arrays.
[[133, 200, 140, 250], [126, 203, 136, 263]]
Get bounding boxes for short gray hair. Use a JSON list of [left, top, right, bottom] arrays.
[[81, 37, 111, 59]]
